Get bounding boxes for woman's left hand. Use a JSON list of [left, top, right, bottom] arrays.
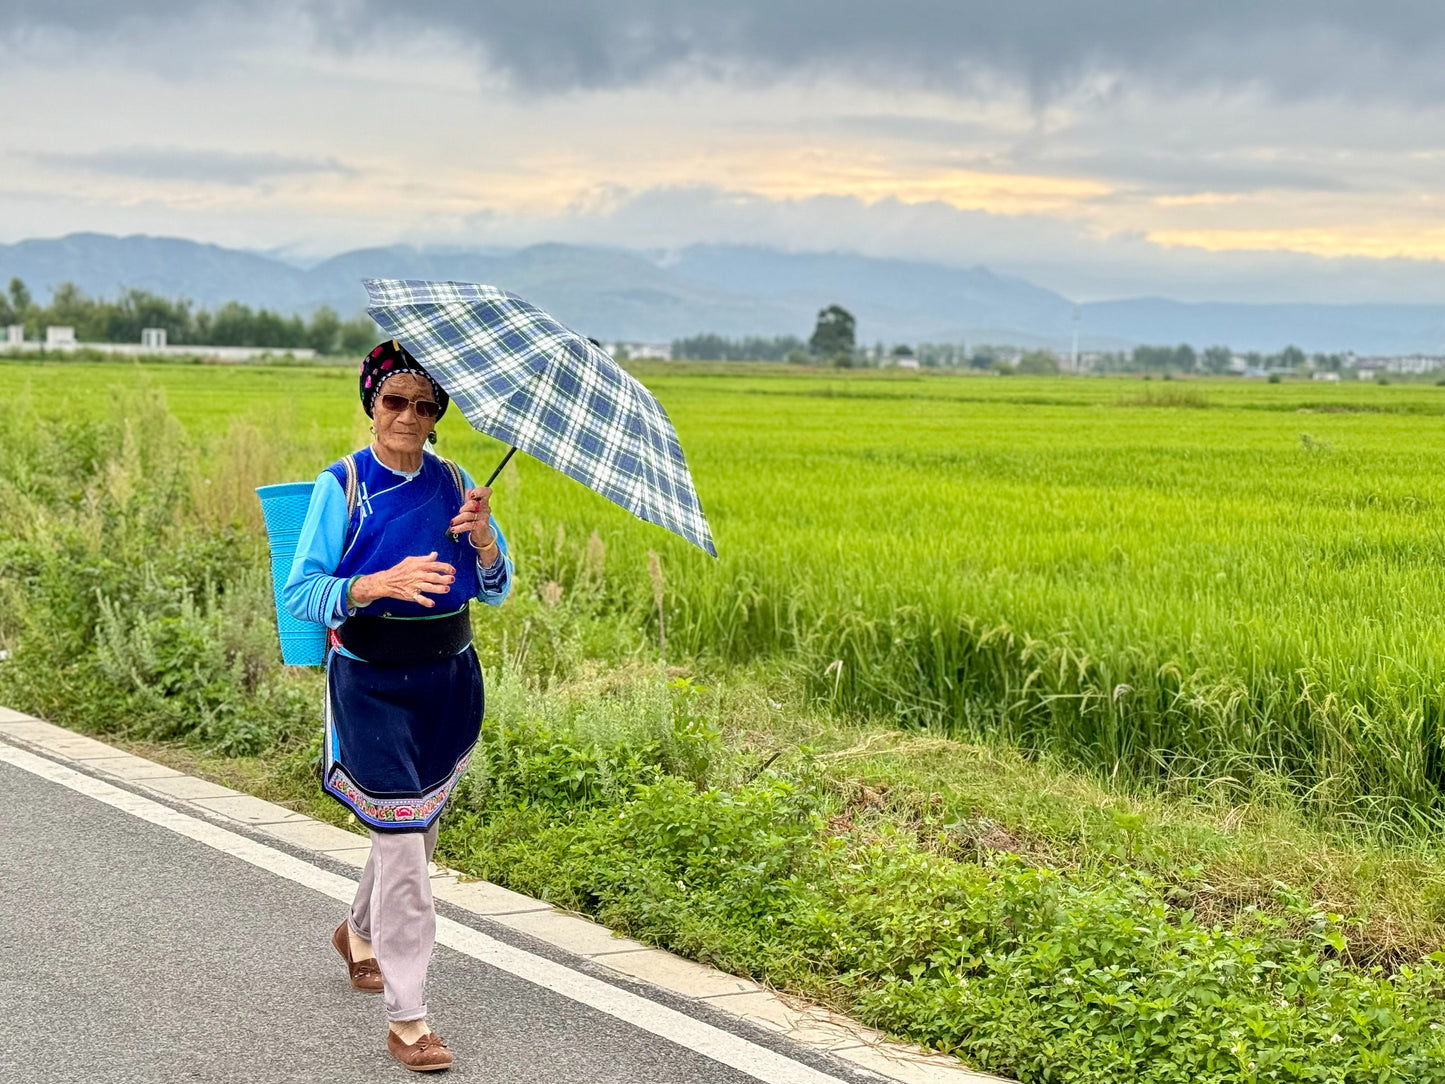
[[450, 486, 496, 550]]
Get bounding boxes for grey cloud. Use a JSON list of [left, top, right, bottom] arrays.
[[9, 2, 1445, 103], [34, 147, 357, 185]]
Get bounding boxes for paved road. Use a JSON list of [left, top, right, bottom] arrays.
[[0, 752, 878, 1084]]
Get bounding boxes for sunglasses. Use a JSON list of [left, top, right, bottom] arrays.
[[378, 392, 440, 419]]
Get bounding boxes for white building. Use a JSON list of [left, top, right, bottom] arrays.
[[607, 341, 672, 361], [1312, 371, 1341, 382], [1352, 354, 1445, 375], [0, 326, 315, 361]]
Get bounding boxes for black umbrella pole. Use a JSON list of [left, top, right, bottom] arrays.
[[450, 445, 517, 541], [484, 446, 518, 488]]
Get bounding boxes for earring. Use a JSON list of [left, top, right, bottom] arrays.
[[427, 431, 438, 445]]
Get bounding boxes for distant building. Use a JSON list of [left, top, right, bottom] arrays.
[[1390, 355, 1440, 374], [1352, 354, 1445, 375], [607, 341, 672, 361], [1312, 371, 1341, 382], [1357, 368, 1381, 381], [895, 357, 920, 370], [10, 326, 316, 361], [1242, 367, 1270, 379]]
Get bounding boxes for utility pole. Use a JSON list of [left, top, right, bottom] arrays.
[[1070, 306, 1081, 373]]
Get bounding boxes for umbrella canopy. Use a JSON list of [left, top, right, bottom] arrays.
[[364, 278, 716, 557]]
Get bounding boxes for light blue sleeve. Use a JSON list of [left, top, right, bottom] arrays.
[[460, 465, 513, 606], [282, 471, 355, 629]]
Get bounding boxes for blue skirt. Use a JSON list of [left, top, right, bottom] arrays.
[[322, 646, 484, 832]]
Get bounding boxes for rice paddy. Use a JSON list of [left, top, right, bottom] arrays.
[[20, 360, 1445, 819]]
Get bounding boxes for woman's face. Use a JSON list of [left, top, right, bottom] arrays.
[[372, 372, 438, 456]]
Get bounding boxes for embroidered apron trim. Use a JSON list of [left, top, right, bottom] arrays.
[[323, 747, 473, 830]]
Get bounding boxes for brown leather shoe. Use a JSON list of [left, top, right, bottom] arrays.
[[331, 920, 383, 993], [387, 1029, 453, 1072]]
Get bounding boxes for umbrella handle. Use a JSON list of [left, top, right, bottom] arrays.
[[484, 446, 517, 488], [446, 445, 518, 544]]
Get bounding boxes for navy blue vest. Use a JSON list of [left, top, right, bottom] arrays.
[[325, 447, 481, 617]]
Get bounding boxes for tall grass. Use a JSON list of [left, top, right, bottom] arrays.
[[0, 383, 323, 752]]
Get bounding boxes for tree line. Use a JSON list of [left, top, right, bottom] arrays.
[[670, 333, 808, 361], [0, 278, 379, 355], [674, 303, 1355, 374], [673, 306, 858, 364], [1090, 343, 1349, 374], [7, 281, 1357, 373]]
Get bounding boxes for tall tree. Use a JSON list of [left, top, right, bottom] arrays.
[[8, 278, 31, 316], [1278, 345, 1307, 371], [1201, 345, 1233, 374], [306, 306, 342, 354], [809, 304, 856, 357]]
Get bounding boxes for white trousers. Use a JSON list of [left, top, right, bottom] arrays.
[[348, 824, 440, 1022]]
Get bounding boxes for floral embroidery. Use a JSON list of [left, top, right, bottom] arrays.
[[325, 749, 472, 828]]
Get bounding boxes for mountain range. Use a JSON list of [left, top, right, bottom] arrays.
[[3, 232, 1443, 355]]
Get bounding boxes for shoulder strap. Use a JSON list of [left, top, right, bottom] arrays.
[[340, 453, 360, 550], [437, 455, 467, 502], [342, 453, 359, 518]]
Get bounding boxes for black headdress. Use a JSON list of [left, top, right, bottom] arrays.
[[359, 339, 449, 420]]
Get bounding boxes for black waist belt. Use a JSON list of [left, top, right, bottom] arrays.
[[336, 609, 472, 667]]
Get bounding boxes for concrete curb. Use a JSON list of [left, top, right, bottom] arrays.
[[0, 706, 1008, 1084]]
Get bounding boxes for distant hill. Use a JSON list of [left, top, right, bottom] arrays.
[[0, 234, 801, 342], [667, 245, 1079, 345], [1, 232, 1442, 354], [1081, 298, 1445, 359], [0, 234, 311, 312]]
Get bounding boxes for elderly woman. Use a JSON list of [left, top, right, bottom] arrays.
[[283, 340, 512, 1072]]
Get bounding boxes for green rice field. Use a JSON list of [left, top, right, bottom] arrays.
[[11, 358, 1445, 1082], [18, 361, 1445, 818]]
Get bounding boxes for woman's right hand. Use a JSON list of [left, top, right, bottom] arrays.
[[348, 552, 456, 609]]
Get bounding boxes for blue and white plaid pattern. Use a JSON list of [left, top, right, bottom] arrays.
[[365, 279, 716, 556]]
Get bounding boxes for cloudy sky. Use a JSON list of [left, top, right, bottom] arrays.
[[6, 2, 1445, 302]]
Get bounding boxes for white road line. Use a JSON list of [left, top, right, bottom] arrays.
[[0, 742, 854, 1084]]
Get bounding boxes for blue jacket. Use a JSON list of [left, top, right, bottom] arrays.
[[283, 447, 511, 650]]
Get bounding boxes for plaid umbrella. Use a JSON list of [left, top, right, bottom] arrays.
[[364, 278, 716, 557]]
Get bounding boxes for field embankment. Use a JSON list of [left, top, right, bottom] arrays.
[[4, 362, 1445, 1083]]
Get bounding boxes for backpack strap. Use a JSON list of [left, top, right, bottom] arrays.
[[341, 453, 360, 549], [436, 455, 469, 545], [437, 455, 467, 503]]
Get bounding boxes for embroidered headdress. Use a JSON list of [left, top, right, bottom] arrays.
[[359, 339, 450, 420]]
